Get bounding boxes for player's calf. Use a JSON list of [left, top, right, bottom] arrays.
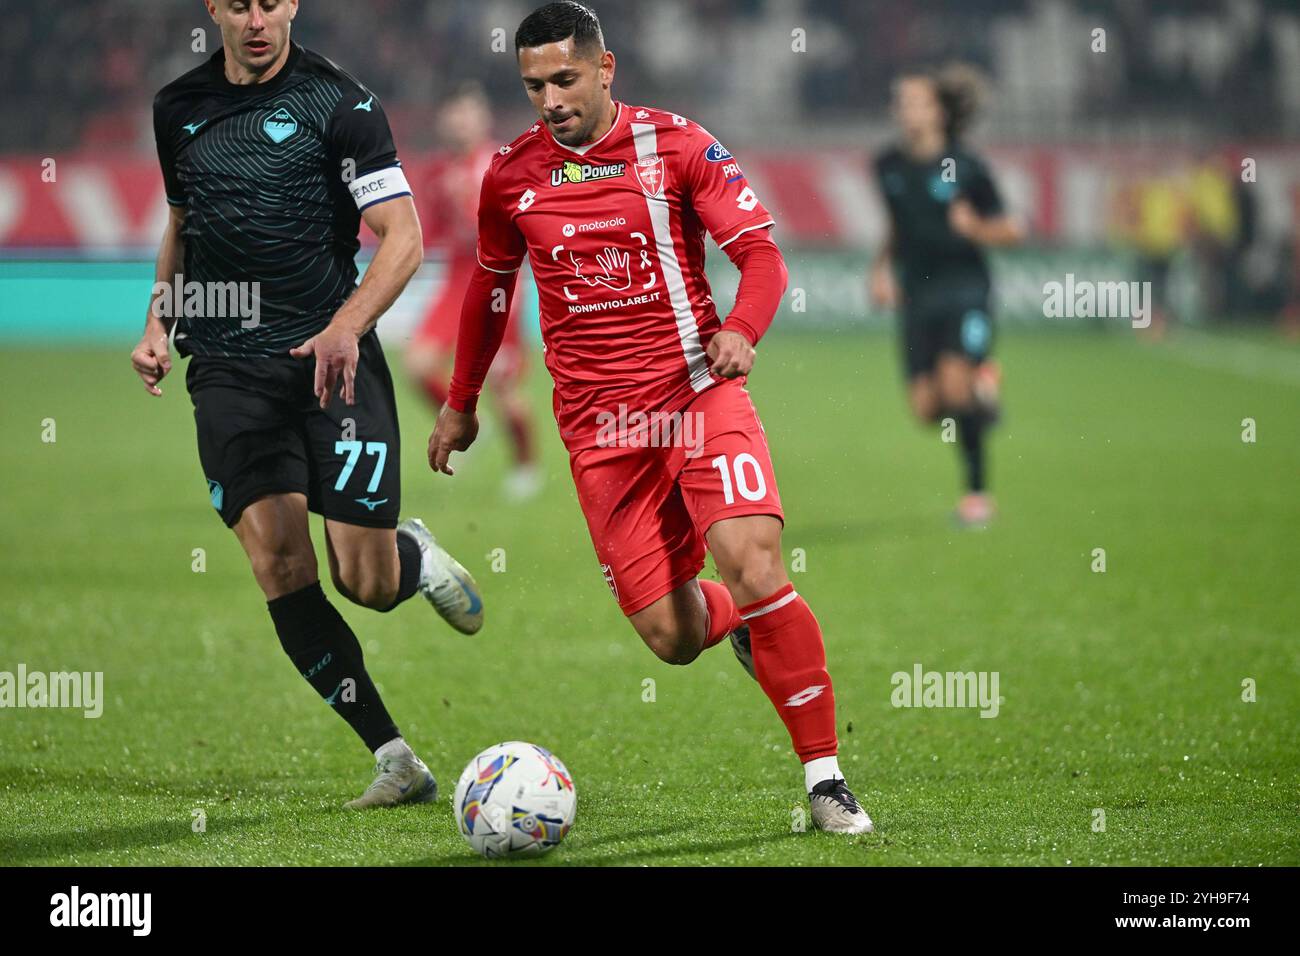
[[325, 521, 422, 612], [628, 584, 709, 664]]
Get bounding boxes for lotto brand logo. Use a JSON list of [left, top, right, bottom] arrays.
[[704, 141, 733, 162], [550, 160, 626, 187], [785, 685, 826, 708]]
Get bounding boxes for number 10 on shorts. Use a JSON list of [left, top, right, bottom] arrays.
[[711, 453, 767, 505]]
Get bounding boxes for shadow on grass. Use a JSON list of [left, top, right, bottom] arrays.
[[395, 822, 804, 866], [0, 813, 269, 865]]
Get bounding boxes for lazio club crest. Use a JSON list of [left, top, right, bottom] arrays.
[[634, 154, 666, 200], [263, 107, 298, 144]]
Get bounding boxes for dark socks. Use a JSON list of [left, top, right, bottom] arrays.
[[379, 532, 422, 612], [267, 581, 399, 752], [956, 412, 986, 493]]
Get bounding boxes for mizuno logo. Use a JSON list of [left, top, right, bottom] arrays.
[[354, 96, 374, 112], [354, 497, 389, 511], [324, 682, 344, 706], [183, 119, 208, 135]]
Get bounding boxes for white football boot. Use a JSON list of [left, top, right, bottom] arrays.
[[345, 740, 438, 809], [809, 778, 874, 834], [396, 517, 484, 635]]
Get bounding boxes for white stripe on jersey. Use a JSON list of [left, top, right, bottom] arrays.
[[629, 121, 712, 393]]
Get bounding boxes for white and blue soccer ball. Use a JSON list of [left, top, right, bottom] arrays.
[[453, 741, 576, 859]]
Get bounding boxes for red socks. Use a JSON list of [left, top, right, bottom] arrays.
[[739, 583, 838, 762], [700, 579, 742, 649]]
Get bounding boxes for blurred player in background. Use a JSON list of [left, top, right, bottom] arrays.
[[428, 1, 872, 833], [132, 0, 483, 809], [870, 64, 1023, 527], [406, 83, 540, 501]]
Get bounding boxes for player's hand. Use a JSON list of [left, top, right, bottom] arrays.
[[131, 322, 172, 396], [428, 404, 479, 476], [290, 323, 360, 408], [869, 262, 899, 309], [948, 198, 981, 241], [707, 330, 755, 379]]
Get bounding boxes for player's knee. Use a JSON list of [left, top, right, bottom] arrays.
[[726, 550, 787, 604], [633, 618, 703, 666], [249, 546, 316, 599]]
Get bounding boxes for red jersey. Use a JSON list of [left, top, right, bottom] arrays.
[[425, 144, 497, 257], [474, 101, 775, 448]]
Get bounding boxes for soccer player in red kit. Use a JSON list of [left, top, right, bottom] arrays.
[[427, 1, 872, 833], [406, 82, 541, 501]]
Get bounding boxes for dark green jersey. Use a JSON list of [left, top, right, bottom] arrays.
[[152, 43, 411, 357], [874, 142, 1004, 309]]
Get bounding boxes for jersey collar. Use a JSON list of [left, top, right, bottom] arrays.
[[546, 101, 626, 157], [210, 41, 302, 96]]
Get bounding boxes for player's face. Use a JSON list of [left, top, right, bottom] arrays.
[[208, 0, 297, 77], [517, 39, 615, 147], [440, 97, 492, 153], [894, 76, 944, 141]]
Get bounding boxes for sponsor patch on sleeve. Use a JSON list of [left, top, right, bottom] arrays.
[[704, 141, 733, 162]]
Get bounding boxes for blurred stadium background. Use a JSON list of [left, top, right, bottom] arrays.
[[2, 0, 1297, 338]]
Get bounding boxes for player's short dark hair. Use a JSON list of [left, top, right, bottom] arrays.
[[515, 2, 605, 60]]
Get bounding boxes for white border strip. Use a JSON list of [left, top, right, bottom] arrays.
[[740, 589, 798, 621], [630, 121, 711, 392]]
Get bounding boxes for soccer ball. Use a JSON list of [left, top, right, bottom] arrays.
[[452, 741, 576, 858]]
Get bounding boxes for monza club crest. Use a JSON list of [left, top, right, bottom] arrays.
[[634, 154, 666, 200]]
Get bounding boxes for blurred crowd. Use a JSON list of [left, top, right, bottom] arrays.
[[1110, 152, 1293, 326], [3, 0, 1298, 152]]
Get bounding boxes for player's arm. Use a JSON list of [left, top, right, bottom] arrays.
[[949, 202, 1024, 246], [709, 228, 788, 378], [684, 129, 782, 378], [428, 160, 526, 475], [132, 205, 186, 396], [427, 263, 519, 475], [292, 89, 421, 407], [949, 158, 1025, 247], [869, 223, 899, 309], [133, 95, 189, 397], [292, 196, 422, 407]]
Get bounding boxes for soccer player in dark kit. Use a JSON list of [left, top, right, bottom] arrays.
[[428, 1, 872, 833], [870, 65, 1024, 527], [131, 0, 484, 807]]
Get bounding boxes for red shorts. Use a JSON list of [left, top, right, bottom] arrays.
[[567, 378, 784, 616], [413, 254, 527, 382]]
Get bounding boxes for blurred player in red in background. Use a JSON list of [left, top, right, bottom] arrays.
[[407, 82, 541, 501], [427, 1, 872, 834]]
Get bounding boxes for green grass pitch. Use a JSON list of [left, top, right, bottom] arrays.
[[1, 327, 1297, 866]]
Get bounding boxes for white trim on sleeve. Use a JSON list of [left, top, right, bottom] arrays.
[[717, 219, 775, 250], [475, 250, 522, 274]]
